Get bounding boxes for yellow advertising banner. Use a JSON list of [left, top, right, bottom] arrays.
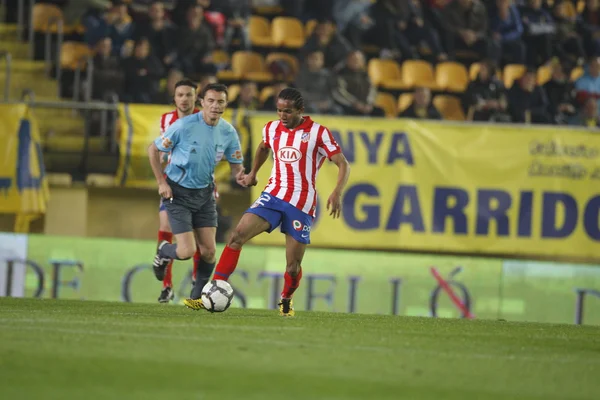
[[0, 104, 49, 217], [116, 104, 250, 188], [250, 115, 600, 262]]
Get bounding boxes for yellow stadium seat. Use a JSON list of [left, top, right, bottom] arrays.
[[435, 62, 469, 93], [265, 52, 299, 81], [367, 58, 406, 90], [249, 15, 274, 47], [433, 95, 465, 121], [469, 62, 481, 80], [60, 42, 93, 70], [537, 65, 553, 85], [271, 17, 305, 49], [32, 3, 64, 33], [305, 19, 317, 38], [211, 49, 230, 65], [228, 84, 240, 102], [401, 60, 439, 90], [259, 86, 274, 105], [577, 0, 585, 13], [571, 66, 584, 81], [375, 92, 397, 118], [397, 93, 414, 114], [230, 51, 273, 82], [503, 64, 526, 88]]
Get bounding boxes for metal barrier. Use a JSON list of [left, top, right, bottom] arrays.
[[73, 55, 94, 103], [1, 50, 11, 101], [27, 0, 34, 59]]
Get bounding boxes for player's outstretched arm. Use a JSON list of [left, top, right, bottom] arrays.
[[327, 153, 350, 219], [246, 141, 270, 185]]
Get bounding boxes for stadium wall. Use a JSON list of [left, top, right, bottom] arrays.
[[1, 233, 599, 326]]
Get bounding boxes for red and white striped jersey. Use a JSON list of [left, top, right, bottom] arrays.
[[262, 117, 341, 217]]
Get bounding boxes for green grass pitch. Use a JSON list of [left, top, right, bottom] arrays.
[[0, 298, 599, 400]]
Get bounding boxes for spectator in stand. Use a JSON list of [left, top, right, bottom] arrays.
[[552, 0, 586, 68], [173, 5, 216, 77], [575, 56, 600, 113], [332, 50, 385, 117], [229, 81, 260, 110], [569, 97, 600, 127], [463, 59, 511, 122], [578, 0, 600, 58], [400, 87, 442, 120], [370, 0, 419, 60], [122, 37, 166, 103], [301, 19, 353, 72], [507, 67, 552, 123], [295, 50, 343, 115], [219, 0, 251, 52], [110, 0, 136, 57], [490, 0, 526, 66], [543, 61, 577, 124], [518, 0, 556, 67], [91, 37, 124, 100], [443, 0, 496, 62], [64, 0, 111, 27], [332, 0, 374, 48], [134, 1, 177, 69]]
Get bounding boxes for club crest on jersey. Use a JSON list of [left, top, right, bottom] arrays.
[[278, 146, 302, 163], [301, 132, 310, 143]]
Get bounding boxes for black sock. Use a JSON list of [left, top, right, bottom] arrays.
[[190, 259, 216, 299], [159, 243, 190, 260]]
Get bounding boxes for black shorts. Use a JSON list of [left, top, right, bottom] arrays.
[[163, 178, 218, 235]]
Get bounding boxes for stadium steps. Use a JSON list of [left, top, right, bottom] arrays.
[[0, 22, 92, 157]]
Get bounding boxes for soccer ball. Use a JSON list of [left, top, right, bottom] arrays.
[[201, 280, 234, 313]]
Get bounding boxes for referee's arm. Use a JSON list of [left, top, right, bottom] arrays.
[[148, 142, 167, 186]]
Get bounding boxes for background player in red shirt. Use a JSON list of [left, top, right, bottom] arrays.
[[184, 88, 351, 316], [156, 79, 201, 303]]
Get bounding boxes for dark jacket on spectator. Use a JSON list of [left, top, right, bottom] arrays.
[[442, 0, 488, 36]]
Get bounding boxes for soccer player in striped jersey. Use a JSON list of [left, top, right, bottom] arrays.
[[184, 88, 351, 316], [156, 79, 202, 303]]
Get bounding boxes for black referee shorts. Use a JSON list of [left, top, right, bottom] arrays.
[[163, 178, 218, 235]]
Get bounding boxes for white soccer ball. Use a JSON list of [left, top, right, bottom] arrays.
[[201, 280, 234, 313]]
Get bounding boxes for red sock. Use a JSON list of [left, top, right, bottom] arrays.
[[158, 230, 173, 244], [163, 261, 174, 288], [213, 246, 241, 281], [193, 249, 201, 281], [281, 268, 303, 299]]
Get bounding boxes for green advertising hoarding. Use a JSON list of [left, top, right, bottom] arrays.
[[16, 235, 600, 325]]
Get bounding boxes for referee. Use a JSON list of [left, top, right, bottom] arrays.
[[147, 83, 248, 299]]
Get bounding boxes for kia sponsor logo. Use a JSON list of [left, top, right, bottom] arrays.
[[278, 147, 302, 163]]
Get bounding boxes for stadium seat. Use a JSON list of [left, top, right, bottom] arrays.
[[230, 51, 273, 82], [571, 66, 584, 81], [367, 58, 406, 90], [433, 95, 465, 121], [537, 65, 553, 85], [249, 16, 274, 47], [305, 19, 317, 38], [228, 84, 240, 102], [375, 92, 397, 118], [469, 62, 481, 81], [60, 42, 93, 70], [265, 52, 299, 81], [271, 17, 305, 49], [503, 64, 526, 88], [401, 60, 439, 90], [435, 62, 469, 93], [32, 3, 64, 33], [211, 49, 230, 65], [397, 93, 414, 114], [86, 174, 116, 188], [259, 86, 274, 105]]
